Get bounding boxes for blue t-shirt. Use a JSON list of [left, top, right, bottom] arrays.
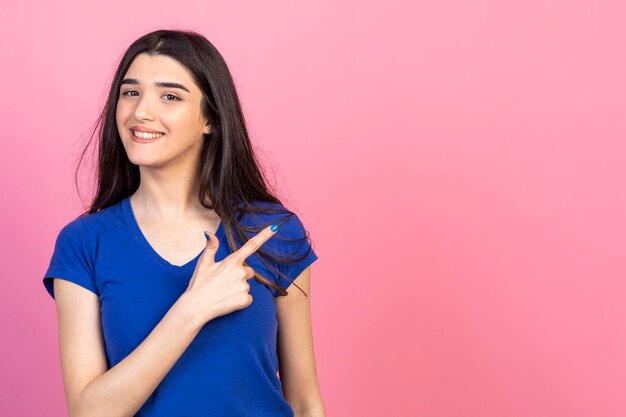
[[42, 196, 318, 417]]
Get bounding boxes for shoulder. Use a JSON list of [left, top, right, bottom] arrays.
[[241, 200, 316, 264], [51, 215, 93, 257], [244, 201, 318, 294], [55, 216, 88, 243], [50, 200, 127, 253], [70, 199, 127, 234], [242, 200, 310, 239]]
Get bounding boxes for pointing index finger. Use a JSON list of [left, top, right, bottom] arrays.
[[229, 223, 280, 263]]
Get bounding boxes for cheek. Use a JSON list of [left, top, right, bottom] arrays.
[[115, 102, 131, 125], [162, 112, 200, 136]]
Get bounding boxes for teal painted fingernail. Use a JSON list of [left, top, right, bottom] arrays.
[[204, 231, 211, 241], [270, 223, 279, 232]]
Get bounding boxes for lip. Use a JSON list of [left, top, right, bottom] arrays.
[[130, 126, 164, 134]]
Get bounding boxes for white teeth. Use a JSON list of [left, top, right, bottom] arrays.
[[132, 130, 164, 139]]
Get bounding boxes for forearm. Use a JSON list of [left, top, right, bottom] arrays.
[[293, 404, 326, 417], [291, 397, 326, 417], [286, 380, 326, 417], [72, 293, 204, 417]]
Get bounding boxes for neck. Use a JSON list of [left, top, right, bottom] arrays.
[[131, 161, 211, 220]]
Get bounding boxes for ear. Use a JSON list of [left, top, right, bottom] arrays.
[[204, 123, 212, 134]]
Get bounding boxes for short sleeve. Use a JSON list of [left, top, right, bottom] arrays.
[[43, 218, 98, 300], [272, 213, 319, 294]]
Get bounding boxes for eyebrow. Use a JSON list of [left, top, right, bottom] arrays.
[[120, 78, 190, 93]]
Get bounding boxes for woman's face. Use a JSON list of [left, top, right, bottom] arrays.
[[116, 53, 211, 169]]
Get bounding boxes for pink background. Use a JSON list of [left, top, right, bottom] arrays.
[[2, 1, 625, 416]]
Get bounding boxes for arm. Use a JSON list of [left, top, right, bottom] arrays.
[[275, 267, 326, 417], [54, 278, 204, 417]]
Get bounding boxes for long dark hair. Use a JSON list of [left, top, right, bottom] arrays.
[[73, 29, 314, 297]]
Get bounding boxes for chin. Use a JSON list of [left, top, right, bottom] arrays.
[[126, 153, 164, 168], [122, 143, 159, 167]]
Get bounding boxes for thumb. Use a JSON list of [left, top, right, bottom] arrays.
[[201, 230, 220, 265]]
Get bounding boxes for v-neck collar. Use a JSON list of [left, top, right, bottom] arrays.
[[122, 196, 223, 274]]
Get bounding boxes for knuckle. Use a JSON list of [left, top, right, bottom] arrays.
[[237, 266, 248, 278], [241, 293, 251, 305], [222, 257, 235, 266]]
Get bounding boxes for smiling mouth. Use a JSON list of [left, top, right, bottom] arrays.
[[132, 129, 164, 138], [130, 130, 165, 143]]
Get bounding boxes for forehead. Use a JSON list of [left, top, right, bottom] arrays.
[[123, 53, 198, 91]]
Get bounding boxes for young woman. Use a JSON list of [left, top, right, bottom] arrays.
[[43, 29, 325, 417]]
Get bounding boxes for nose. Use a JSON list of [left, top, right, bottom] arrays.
[[133, 93, 154, 121]]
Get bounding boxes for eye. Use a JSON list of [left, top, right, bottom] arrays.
[[119, 90, 180, 101]]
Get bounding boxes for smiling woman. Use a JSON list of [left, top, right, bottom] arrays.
[[115, 54, 211, 158], [42, 29, 324, 417]]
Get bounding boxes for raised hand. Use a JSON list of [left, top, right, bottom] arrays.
[[183, 222, 279, 325]]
